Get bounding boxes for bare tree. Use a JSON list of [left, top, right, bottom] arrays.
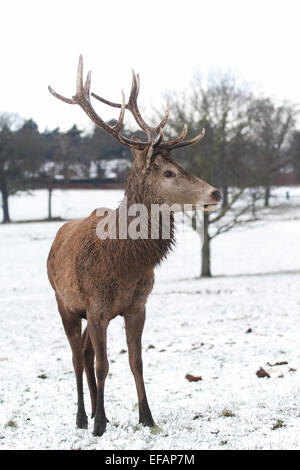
[[289, 130, 300, 183], [161, 73, 258, 276], [158, 72, 299, 277], [57, 125, 84, 185], [39, 128, 61, 220], [0, 114, 42, 223], [40, 125, 88, 220], [248, 98, 296, 207], [0, 122, 13, 222]]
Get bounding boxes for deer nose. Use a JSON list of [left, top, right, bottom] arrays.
[[212, 190, 222, 202]]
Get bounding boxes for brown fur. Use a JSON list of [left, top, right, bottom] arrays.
[[47, 144, 220, 436]]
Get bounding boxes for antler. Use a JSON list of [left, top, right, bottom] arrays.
[[92, 69, 169, 147], [49, 55, 205, 154], [160, 127, 206, 150], [92, 69, 205, 151], [49, 56, 147, 150]]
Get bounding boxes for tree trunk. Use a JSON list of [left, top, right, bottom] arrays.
[[97, 161, 102, 179], [222, 186, 228, 208], [264, 185, 271, 208], [48, 187, 53, 220], [201, 212, 211, 277], [251, 195, 257, 218], [1, 186, 11, 223]]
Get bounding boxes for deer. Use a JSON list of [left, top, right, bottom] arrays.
[[47, 56, 222, 437]]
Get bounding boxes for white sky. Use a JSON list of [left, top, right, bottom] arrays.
[[1, 0, 299, 132]]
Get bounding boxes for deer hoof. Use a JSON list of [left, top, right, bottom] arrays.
[[139, 416, 156, 427], [93, 421, 106, 436], [76, 412, 88, 429], [91, 413, 109, 423]]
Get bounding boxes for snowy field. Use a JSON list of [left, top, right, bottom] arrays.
[[1, 188, 300, 450]]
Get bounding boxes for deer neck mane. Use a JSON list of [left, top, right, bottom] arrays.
[[115, 165, 175, 269]]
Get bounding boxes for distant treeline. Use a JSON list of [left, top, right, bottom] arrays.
[[0, 116, 139, 222]]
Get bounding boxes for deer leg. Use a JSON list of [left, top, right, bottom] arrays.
[[87, 317, 109, 437], [82, 327, 97, 419], [57, 300, 88, 429], [124, 309, 155, 427]]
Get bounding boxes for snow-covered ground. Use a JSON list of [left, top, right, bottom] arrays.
[[1, 188, 300, 450]]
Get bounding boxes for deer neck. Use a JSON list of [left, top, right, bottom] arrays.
[[114, 172, 175, 270]]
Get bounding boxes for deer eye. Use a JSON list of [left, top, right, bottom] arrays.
[[163, 170, 174, 178]]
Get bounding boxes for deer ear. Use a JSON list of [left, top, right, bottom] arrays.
[[131, 142, 153, 168]]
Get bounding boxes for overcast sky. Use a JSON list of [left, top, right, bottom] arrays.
[[1, 0, 299, 132]]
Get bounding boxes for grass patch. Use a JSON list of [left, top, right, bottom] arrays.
[[221, 408, 236, 418], [220, 440, 228, 446], [6, 420, 18, 428], [132, 424, 142, 432], [150, 425, 162, 435], [271, 419, 286, 430]]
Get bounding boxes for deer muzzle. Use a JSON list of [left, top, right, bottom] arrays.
[[203, 189, 223, 211]]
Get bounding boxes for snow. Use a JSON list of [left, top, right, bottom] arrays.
[[7, 188, 124, 221], [1, 188, 300, 450]]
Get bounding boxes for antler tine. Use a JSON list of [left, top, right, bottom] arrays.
[[91, 70, 139, 109], [91, 70, 140, 112], [92, 68, 167, 145], [113, 90, 126, 133], [127, 69, 153, 137], [91, 92, 124, 109], [129, 69, 138, 105], [84, 70, 92, 99], [136, 73, 140, 97], [155, 98, 170, 132], [48, 86, 77, 104], [166, 128, 206, 150], [154, 128, 164, 147], [75, 55, 84, 97], [160, 124, 188, 149]]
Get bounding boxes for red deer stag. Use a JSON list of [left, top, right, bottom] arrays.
[[47, 56, 222, 436]]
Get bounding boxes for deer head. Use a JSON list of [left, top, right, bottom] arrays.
[[49, 56, 222, 211]]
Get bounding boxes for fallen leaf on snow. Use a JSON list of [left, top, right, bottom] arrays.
[[266, 361, 288, 367], [256, 367, 270, 378], [185, 374, 202, 382], [38, 374, 48, 379]]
